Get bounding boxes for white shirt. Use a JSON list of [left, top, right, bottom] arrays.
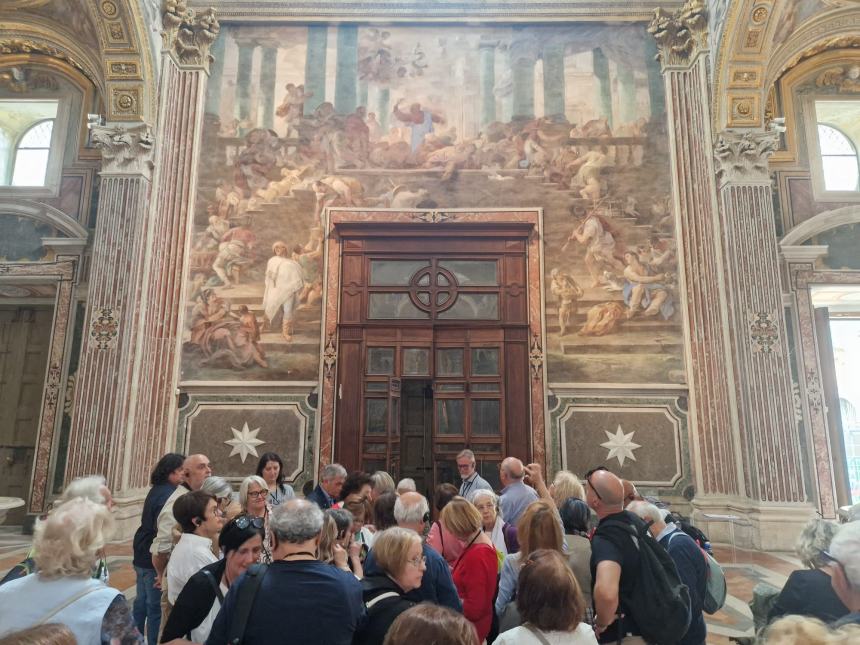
[[166, 533, 218, 604], [495, 623, 598, 645], [151, 485, 188, 555], [191, 579, 228, 643]]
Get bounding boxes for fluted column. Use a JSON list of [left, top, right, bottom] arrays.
[[235, 41, 255, 130], [259, 46, 278, 128], [649, 1, 743, 500], [617, 64, 636, 126], [65, 124, 154, 489], [125, 4, 220, 490], [713, 130, 807, 505], [305, 25, 328, 113], [542, 42, 565, 120], [335, 25, 358, 114], [511, 55, 534, 119]]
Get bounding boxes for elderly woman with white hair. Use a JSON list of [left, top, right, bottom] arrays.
[[768, 518, 850, 624], [0, 498, 142, 643], [240, 475, 274, 563], [471, 488, 519, 556]]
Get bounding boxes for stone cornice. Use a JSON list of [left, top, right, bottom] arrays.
[[713, 128, 778, 187], [162, 0, 220, 72], [780, 245, 829, 265], [647, 0, 708, 70], [90, 123, 155, 178], [190, 0, 685, 21]]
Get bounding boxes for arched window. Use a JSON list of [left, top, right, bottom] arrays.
[[11, 119, 54, 187], [818, 123, 860, 192]]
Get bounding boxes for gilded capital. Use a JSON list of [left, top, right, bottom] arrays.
[[648, 0, 708, 70], [713, 129, 779, 187], [161, 1, 220, 72], [90, 123, 155, 177]]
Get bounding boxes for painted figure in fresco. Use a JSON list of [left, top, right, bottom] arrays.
[[579, 302, 626, 337], [276, 83, 313, 137], [298, 227, 324, 309], [212, 222, 256, 288], [392, 99, 445, 152], [235, 129, 281, 192], [365, 112, 383, 141], [563, 210, 626, 288], [621, 251, 674, 320], [342, 106, 371, 168], [195, 213, 230, 251], [198, 304, 269, 370], [549, 268, 583, 337], [567, 147, 612, 201], [263, 241, 306, 341], [312, 175, 364, 223]]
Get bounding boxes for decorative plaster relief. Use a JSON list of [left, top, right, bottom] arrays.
[[713, 128, 778, 185], [0, 39, 94, 84], [816, 65, 860, 93], [322, 333, 337, 379], [529, 333, 544, 379], [648, 0, 708, 68], [89, 123, 154, 175], [161, 0, 220, 72]]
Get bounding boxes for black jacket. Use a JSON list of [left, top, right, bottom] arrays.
[[353, 574, 414, 645], [306, 484, 334, 509], [160, 559, 226, 642]]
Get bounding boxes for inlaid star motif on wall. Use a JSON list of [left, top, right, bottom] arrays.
[[224, 422, 265, 463], [600, 425, 641, 467]]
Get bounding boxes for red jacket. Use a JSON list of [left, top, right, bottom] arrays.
[[452, 542, 498, 643]]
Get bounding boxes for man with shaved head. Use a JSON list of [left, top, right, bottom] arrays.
[[498, 456, 538, 526], [586, 467, 648, 644]]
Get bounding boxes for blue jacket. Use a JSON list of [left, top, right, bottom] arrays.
[[364, 541, 462, 612], [306, 484, 334, 510], [660, 529, 708, 645]]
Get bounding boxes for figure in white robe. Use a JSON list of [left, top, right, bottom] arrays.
[[263, 242, 305, 341]]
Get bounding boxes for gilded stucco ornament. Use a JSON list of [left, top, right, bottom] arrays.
[[161, 0, 220, 72], [713, 128, 778, 186], [647, 0, 708, 69], [816, 65, 860, 93], [0, 39, 95, 84], [89, 123, 155, 176]]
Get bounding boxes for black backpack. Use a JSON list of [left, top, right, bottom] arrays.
[[597, 517, 692, 645]]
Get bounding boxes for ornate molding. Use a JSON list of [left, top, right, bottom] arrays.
[[0, 38, 96, 85], [411, 210, 454, 224], [748, 311, 781, 356], [89, 123, 155, 176], [89, 307, 121, 350], [162, 1, 220, 72], [816, 64, 860, 93], [529, 333, 544, 379], [647, 0, 708, 70], [713, 129, 778, 186], [322, 333, 337, 379]]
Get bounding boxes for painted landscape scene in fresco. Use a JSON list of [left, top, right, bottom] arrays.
[[181, 22, 685, 384]]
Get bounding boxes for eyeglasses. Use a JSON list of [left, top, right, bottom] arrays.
[[247, 490, 267, 499], [456, 463, 473, 470], [585, 466, 608, 501], [232, 515, 265, 530], [407, 555, 427, 568]]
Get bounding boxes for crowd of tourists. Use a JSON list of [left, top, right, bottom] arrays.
[[0, 449, 858, 645]]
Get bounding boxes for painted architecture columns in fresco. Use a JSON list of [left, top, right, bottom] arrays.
[[66, 5, 220, 521], [650, 0, 811, 547]]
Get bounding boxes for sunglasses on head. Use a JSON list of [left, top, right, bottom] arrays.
[[585, 466, 608, 500], [231, 515, 265, 530]]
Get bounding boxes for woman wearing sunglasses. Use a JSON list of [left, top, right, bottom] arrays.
[[240, 475, 274, 563], [160, 515, 264, 643]]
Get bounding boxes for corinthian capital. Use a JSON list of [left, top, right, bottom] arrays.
[[90, 123, 155, 177], [713, 129, 779, 187], [162, 1, 220, 72], [648, 0, 708, 70]]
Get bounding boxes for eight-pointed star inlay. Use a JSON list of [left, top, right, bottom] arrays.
[[600, 425, 641, 467], [224, 422, 266, 463]]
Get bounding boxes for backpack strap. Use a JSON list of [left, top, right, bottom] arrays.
[[523, 623, 552, 645], [365, 590, 401, 612], [435, 520, 444, 551], [202, 568, 225, 604], [227, 563, 268, 645]]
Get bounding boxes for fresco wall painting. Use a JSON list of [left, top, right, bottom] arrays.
[[181, 22, 685, 388]]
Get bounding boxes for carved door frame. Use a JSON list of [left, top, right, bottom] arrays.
[[315, 208, 548, 479], [784, 245, 860, 518]]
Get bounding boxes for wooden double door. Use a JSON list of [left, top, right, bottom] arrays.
[[333, 223, 533, 497]]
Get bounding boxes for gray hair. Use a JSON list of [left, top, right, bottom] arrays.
[[239, 475, 268, 509], [470, 488, 498, 507], [270, 499, 324, 544], [829, 520, 860, 588], [370, 471, 395, 494], [201, 476, 233, 500], [796, 518, 840, 569], [456, 449, 475, 463], [394, 494, 429, 525], [60, 475, 108, 505], [321, 463, 347, 482], [396, 478, 416, 494], [626, 500, 664, 525]]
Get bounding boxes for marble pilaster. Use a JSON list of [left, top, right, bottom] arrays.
[[123, 4, 219, 493], [305, 25, 328, 113], [65, 124, 154, 491], [713, 129, 807, 506]]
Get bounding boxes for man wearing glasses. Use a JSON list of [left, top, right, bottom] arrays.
[[585, 467, 647, 644], [826, 522, 860, 627], [456, 449, 492, 500]]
